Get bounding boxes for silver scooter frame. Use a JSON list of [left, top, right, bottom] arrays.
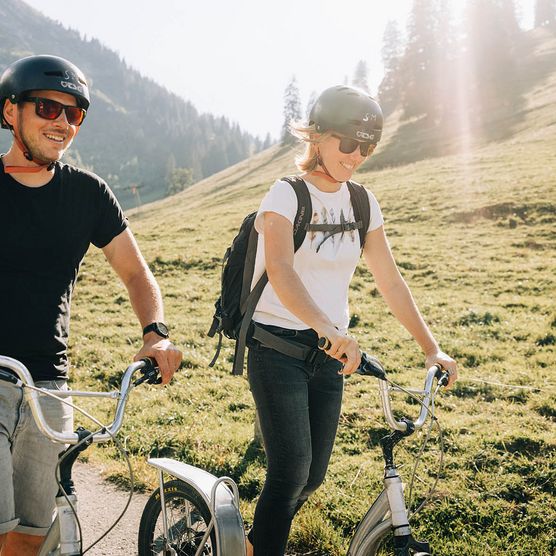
[[347, 365, 444, 555], [0, 355, 155, 556]]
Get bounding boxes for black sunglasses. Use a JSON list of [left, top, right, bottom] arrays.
[[333, 134, 375, 157], [22, 97, 87, 126]]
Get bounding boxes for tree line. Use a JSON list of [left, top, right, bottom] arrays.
[[281, 0, 556, 146], [0, 0, 269, 208]]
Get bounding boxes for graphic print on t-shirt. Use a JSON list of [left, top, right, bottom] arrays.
[[310, 206, 357, 252]]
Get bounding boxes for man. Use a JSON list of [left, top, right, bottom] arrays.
[[0, 55, 182, 555]]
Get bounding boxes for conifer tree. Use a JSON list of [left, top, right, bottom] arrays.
[[352, 60, 370, 92], [464, 0, 521, 118], [378, 19, 403, 115], [281, 76, 302, 145], [165, 153, 176, 190], [399, 0, 443, 119], [434, 0, 457, 123], [262, 132, 273, 150]]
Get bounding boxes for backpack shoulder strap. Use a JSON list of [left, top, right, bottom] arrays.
[[240, 177, 309, 313], [346, 180, 371, 249], [240, 213, 261, 312], [281, 176, 312, 252], [232, 176, 312, 375]]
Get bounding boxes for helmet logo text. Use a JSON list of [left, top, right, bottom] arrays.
[[356, 130, 375, 140], [61, 81, 84, 93]]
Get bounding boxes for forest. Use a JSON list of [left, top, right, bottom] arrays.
[[0, 0, 269, 207]]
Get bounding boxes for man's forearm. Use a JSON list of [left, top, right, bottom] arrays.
[[124, 267, 165, 329]]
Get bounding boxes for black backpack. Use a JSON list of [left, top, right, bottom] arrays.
[[207, 176, 371, 375]]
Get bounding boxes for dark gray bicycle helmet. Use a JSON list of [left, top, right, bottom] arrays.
[[309, 85, 383, 144], [0, 55, 90, 129]]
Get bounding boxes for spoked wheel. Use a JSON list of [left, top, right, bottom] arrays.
[[138, 479, 217, 556]]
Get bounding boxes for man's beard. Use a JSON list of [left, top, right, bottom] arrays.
[[19, 125, 69, 164]]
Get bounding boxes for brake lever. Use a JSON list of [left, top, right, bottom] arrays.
[[434, 364, 450, 387], [133, 357, 162, 386]]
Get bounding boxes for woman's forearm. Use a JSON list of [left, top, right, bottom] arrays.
[[377, 277, 439, 355]]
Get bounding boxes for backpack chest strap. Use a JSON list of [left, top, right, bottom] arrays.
[[306, 211, 363, 252], [305, 220, 362, 233]]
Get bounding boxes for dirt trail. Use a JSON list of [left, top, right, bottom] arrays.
[[73, 461, 150, 555]]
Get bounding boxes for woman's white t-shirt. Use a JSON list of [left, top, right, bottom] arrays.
[[252, 178, 384, 333]]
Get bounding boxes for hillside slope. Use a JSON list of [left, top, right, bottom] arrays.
[[369, 25, 556, 168], [69, 27, 556, 556], [0, 0, 262, 207]]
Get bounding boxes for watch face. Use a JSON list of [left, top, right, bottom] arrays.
[[156, 323, 169, 337], [144, 322, 169, 338]]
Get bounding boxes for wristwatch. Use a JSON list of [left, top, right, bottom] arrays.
[[142, 322, 170, 339]]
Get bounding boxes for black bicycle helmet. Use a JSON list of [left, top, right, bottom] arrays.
[[0, 55, 90, 129], [309, 85, 383, 144]]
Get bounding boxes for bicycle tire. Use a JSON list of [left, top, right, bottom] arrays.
[[372, 533, 431, 556], [350, 523, 391, 556], [138, 479, 218, 556], [351, 525, 431, 556]]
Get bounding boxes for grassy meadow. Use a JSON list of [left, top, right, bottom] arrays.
[[68, 32, 555, 556]]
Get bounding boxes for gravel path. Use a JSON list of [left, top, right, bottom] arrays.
[[73, 461, 150, 555]]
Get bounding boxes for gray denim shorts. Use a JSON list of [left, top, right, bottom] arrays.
[[0, 379, 73, 536]]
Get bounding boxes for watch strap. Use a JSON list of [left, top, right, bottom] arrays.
[[143, 322, 169, 338]]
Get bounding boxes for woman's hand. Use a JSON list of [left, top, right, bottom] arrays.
[[425, 350, 458, 388], [318, 326, 361, 375]]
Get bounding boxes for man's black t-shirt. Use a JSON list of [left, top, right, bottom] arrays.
[[0, 161, 128, 380]]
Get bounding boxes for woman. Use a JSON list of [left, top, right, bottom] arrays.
[[245, 85, 457, 556]]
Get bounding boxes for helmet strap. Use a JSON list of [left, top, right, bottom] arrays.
[[312, 151, 340, 184], [310, 170, 339, 183], [3, 110, 55, 174]]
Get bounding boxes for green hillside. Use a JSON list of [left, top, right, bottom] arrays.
[[0, 0, 264, 208], [68, 28, 555, 556]]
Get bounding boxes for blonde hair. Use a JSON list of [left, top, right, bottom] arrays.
[[289, 120, 332, 172]]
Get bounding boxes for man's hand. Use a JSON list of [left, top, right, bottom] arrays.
[[134, 333, 182, 384]]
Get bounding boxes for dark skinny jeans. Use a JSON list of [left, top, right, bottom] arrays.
[[247, 325, 343, 556]]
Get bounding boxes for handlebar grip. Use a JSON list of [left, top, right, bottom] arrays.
[[437, 371, 450, 387], [433, 364, 450, 387], [134, 358, 162, 386], [0, 368, 22, 386], [356, 353, 387, 380], [318, 337, 331, 350]]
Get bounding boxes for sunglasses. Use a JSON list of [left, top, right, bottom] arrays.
[[333, 135, 375, 157], [22, 97, 87, 126]]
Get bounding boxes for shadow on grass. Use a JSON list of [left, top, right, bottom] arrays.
[[150, 255, 220, 273], [535, 401, 556, 421], [448, 201, 556, 226]]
